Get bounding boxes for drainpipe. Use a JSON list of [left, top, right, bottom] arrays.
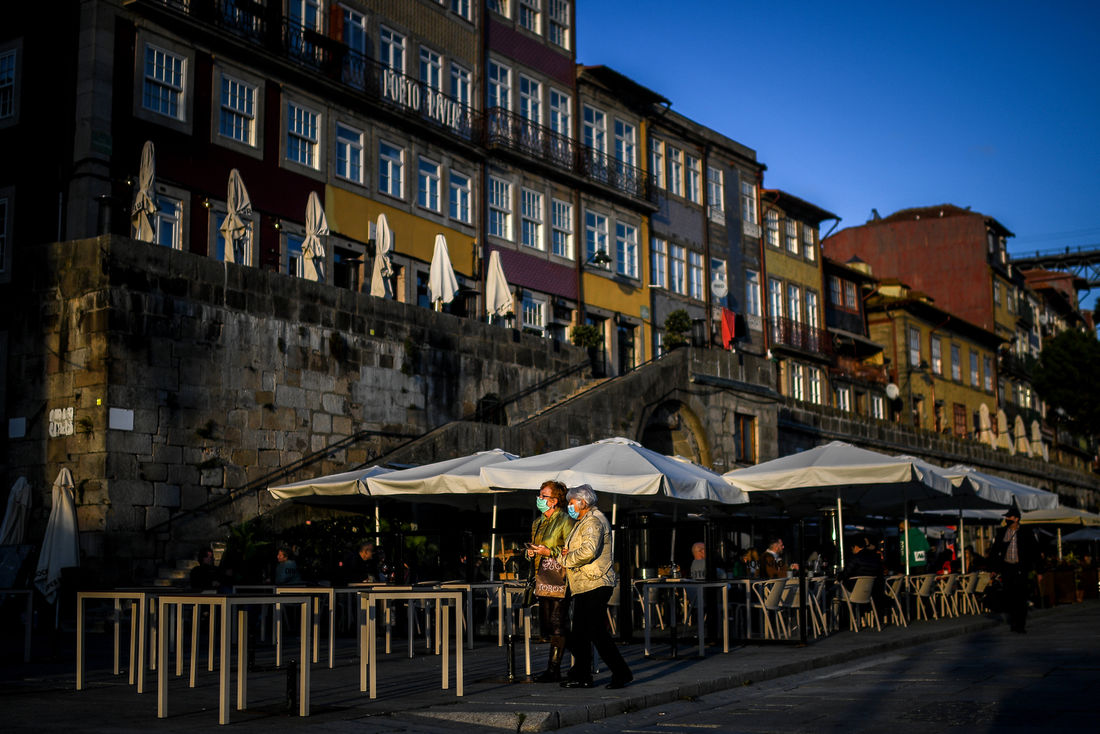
[[701, 142, 713, 348]]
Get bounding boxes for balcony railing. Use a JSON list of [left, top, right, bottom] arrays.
[[767, 317, 833, 357]]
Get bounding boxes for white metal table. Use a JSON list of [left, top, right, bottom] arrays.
[[76, 590, 154, 692], [635, 579, 729, 657]]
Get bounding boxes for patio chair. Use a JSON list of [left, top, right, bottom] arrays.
[[635, 582, 666, 631], [954, 572, 979, 615], [780, 577, 824, 639], [751, 578, 789, 640], [838, 576, 880, 632], [973, 571, 993, 612], [807, 576, 830, 635], [933, 574, 960, 618], [884, 574, 909, 627], [910, 574, 938, 621]]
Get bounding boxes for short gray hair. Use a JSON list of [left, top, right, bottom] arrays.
[[566, 484, 597, 508]]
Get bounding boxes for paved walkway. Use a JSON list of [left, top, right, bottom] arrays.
[[2, 600, 1094, 732]]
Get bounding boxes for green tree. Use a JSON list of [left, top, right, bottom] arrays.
[[1031, 329, 1100, 437], [663, 309, 692, 349], [570, 323, 602, 348]]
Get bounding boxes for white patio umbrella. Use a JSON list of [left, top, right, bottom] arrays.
[[0, 476, 31, 545], [131, 140, 157, 242], [977, 404, 995, 447], [941, 465, 1059, 512], [1021, 507, 1100, 526], [370, 213, 394, 298], [34, 468, 80, 605], [267, 465, 392, 499], [1013, 415, 1031, 456], [995, 409, 1014, 453], [1062, 528, 1100, 542], [366, 448, 520, 581], [723, 441, 954, 572], [428, 234, 459, 310], [484, 250, 513, 321], [301, 191, 328, 282], [220, 168, 253, 264]]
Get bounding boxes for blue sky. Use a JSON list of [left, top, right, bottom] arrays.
[[576, 1, 1100, 305]]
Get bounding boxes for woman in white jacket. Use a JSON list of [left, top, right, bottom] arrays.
[[559, 485, 633, 689]]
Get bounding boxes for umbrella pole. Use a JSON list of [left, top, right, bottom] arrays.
[[836, 494, 845, 573], [489, 498, 498, 583], [670, 506, 678, 569], [1057, 528, 1062, 562], [611, 498, 618, 556], [374, 502, 380, 546], [959, 512, 966, 574]]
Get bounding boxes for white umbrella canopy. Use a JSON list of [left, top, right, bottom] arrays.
[[895, 456, 1010, 512], [220, 168, 253, 264], [1020, 507, 1100, 526], [370, 213, 394, 298], [428, 233, 459, 309], [480, 437, 748, 505], [301, 191, 329, 282], [941, 465, 1060, 512], [131, 140, 157, 242], [1062, 528, 1100, 542], [485, 250, 513, 320], [723, 441, 954, 515], [267, 465, 392, 499], [365, 448, 519, 496], [0, 476, 31, 545], [34, 469, 80, 605]]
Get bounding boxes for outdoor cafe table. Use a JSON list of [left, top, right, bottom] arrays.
[[442, 581, 532, 674], [358, 587, 464, 699], [76, 590, 154, 693], [156, 593, 311, 725], [634, 578, 729, 657], [234, 585, 336, 668]]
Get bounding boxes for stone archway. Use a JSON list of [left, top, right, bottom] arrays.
[[640, 400, 711, 466]]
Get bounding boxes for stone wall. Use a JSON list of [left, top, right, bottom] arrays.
[[4, 236, 589, 581]]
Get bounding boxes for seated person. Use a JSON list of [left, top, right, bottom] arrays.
[[842, 536, 888, 616], [762, 538, 798, 579], [342, 542, 380, 584], [274, 547, 303, 585], [189, 548, 221, 591]]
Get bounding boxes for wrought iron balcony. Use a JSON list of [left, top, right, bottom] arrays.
[[767, 317, 833, 357]]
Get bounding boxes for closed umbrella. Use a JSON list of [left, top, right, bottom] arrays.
[[370, 213, 394, 298], [428, 234, 459, 310], [0, 476, 31, 545], [220, 168, 253, 264], [301, 191, 328, 282], [1013, 415, 1031, 456], [995, 409, 1013, 453], [34, 468, 80, 605], [1029, 420, 1046, 460], [485, 250, 513, 321], [977, 404, 994, 447], [131, 140, 157, 243]]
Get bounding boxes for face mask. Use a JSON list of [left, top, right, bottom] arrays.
[[567, 504, 580, 520], [536, 498, 550, 513]]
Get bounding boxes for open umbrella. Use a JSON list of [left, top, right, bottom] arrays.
[[1021, 507, 1100, 526], [301, 191, 328, 282], [220, 168, 253, 264], [370, 213, 394, 298], [484, 250, 513, 321], [0, 476, 31, 545], [34, 468, 80, 605], [941, 465, 1059, 512], [428, 234, 459, 310], [268, 465, 392, 500], [1062, 528, 1100, 542], [131, 141, 157, 242]]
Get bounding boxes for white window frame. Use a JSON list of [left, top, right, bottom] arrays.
[[741, 180, 758, 225], [417, 157, 441, 212], [285, 99, 321, 170], [802, 223, 816, 260], [584, 211, 609, 268], [984, 356, 994, 391], [488, 175, 513, 240], [787, 283, 802, 323], [785, 218, 798, 254], [769, 277, 784, 320], [685, 153, 701, 204], [380, 26, 406, 73], [378, 140, 404, 198], [616, 222, 638, 279], [451, 0, 472, 21], [707, 166, 724, 219], [766, 209, 780, 248], [809, 367, 823, 405], [931, 336, 942, 375], [951, 343, 962, 381], [449, 171, 472, 224], [650, 237, 667, 288], [217, 74, 256, 146], [285, 230, 306, 278], [142, 42, 187, 122], [519, 75, 541, 124], [518, 0, 542, 34], [871, 395, 886, 420], [488, 60, 511, 110], [0, 45, 19, 124], [970, 350, 980, 387], [614, 119, 636, 167], [835, 384, 852, 411], [450, 63, 471, 107], [334, 121, 364, 185], [789, 363, 805, 401], [548, 88, 571, 136], [522, 292, 547, 335], [551, 198, 573, 259], [688, 251, 704, 299], [649, 138, 665, 190], [419, 47, 442, 91], [668, 146, 684, 197], [806, 290, 820, 330], [582, 105, 606, 155], [548, 0, 570, 49], [521, 188, 544, 250], [745, 269, 762, 317], [909, 326, 922, 367], [154, 194, 184, 250], [670, 244, 687, 295]]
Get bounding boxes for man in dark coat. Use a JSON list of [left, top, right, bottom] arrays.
[[989, 500, 1039, 633]]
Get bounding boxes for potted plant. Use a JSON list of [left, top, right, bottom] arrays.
[[663, 309, 692, 349]]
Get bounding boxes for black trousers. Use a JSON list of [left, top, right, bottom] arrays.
[[566, 585, 630, 682], [1002, 566, 1029, 631], [538, 595, 568, 637]]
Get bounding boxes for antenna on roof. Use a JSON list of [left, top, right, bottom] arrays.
[[870, 208, 881, 221]]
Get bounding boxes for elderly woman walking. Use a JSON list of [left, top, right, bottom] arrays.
[[525, 480, 574, 682], [559, 485, 632, 689]]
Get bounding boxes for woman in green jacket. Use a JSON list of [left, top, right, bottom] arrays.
[[526, 480, 574, 682]]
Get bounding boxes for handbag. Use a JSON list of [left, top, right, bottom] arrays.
[[534, 555, 567, 599]]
